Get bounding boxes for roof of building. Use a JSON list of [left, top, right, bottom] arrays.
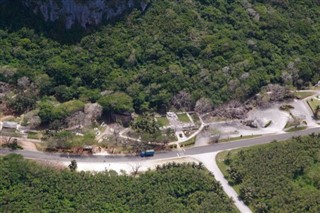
[[2, 121, 18, 129]]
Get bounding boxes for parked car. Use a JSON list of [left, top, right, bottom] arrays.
[[140, 149, 155, 157]]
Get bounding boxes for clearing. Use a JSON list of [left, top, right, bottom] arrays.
[[156, 116, 170, 127], [177, 113, 191, 123], [307, 98, 320, 113]]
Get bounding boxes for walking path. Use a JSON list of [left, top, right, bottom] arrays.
[[193, 152, 252, 213], [169, 114, 205, 145], [112, 113, 205, 145]]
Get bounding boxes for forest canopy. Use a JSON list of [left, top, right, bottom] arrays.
[[221, 134, 320, 212], [0, 154, 236, 212], [1, 0, 320, 115]]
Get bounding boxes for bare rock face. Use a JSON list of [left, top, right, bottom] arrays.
[[83, 103, 103, 127], [22, 0, 149, 29], [66, 103, 103, 128]]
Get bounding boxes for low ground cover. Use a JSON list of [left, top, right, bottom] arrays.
[[27, 131, 42, 140], [219, 135, 261, 143], [177, 113, 191, 123], [190, 113, 201, 126], [180, 136, 196, 147], [294, 91, 315, 99], [285, 126, 307, 132], [156, 116, 170, 127], [307, 98, 320, 113], [0, 129, 23, 137]]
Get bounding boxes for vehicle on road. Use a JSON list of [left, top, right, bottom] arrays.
[[140, 149, 155, 157]]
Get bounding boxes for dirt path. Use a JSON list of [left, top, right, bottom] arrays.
[[96, 125, 114, 141], [0, 115, 14, 121], [19, 141, 39, 152]]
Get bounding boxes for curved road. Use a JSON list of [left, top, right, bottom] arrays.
[[2, 126, 320, 213], [2, 126, 320, 162]]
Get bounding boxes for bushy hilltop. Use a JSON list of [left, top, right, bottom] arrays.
[[0, 0, 320, 119]]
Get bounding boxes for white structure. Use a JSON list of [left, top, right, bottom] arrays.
[[167, 112, 178, 119], [0, 121, 20, 131]]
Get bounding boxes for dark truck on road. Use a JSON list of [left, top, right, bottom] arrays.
[[140, 149, 155, 157]]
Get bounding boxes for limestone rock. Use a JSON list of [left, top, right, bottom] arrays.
[[22, 0, 149, 29]]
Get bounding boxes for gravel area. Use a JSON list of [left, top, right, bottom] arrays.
[[64, 157, 197, 174]]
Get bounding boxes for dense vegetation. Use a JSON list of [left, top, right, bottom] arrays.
[[1, 0, 320, 119], [0, 154, 236, 212], [222, 134, 320, 212]]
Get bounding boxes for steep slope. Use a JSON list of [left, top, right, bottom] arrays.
[[22, 0, 149, 29], [0, 0, 320, 116]]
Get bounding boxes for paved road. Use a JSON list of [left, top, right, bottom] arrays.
[[2, 126, 320, 162], [194, 153, 253, 213], [1, 126, 319, 213]]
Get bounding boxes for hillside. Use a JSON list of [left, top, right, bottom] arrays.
[[0, 0, 320, 116], [0, 154, 236, 212]]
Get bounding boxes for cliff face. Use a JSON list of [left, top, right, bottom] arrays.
[[20, 0, 148, 29]]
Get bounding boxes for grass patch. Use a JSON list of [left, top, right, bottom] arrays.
[[219, 134, 261, 143], [307, 98, 320, 113], [180, 136, 196, 147], [190, 113, 200, 125], [216, 151, 241, 194], [0, 131, 22, 138], [216, 151, 230, 178], [285, 126, 307, 132], [294, 91, 315, 99], [177, 113, 190, 123], [27, 131, 42, 140], [167, 134, 178, 142], [156, 116, 170, 127]]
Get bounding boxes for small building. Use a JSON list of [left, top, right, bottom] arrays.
[[167, 112, 178, 119], [1, 121, 20, 130]]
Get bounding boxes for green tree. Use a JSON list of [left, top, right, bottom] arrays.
[[131, 114, 160, 135], [68, 160, 77, 172], [38, 101, 57, 124], [8, 94, 37, 114], [98, 92, 133, 114]]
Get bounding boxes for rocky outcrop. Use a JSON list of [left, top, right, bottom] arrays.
[[21, 0, 149, 29], [66, 103, 103, 128]]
